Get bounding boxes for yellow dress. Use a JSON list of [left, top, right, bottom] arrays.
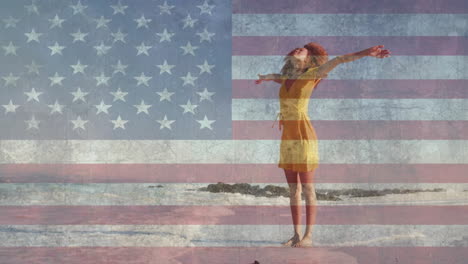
[[273, 66, 322, 172]]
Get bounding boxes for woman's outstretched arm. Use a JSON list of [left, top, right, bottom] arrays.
[[316, 45, 391, 78], [255, 73, 285, 84]]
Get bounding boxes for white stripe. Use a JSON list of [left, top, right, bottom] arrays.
[[0, 140, 467, 163], [1, 183, 466, 206], [1, 225, 466, 247], [233, 14, 468, 36], [232, 98, 468, 120], [233, 55, 468, 79]]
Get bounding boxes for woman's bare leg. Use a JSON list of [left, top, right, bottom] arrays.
[[281, 168, 302, 246], [293, 169, 317, 247]]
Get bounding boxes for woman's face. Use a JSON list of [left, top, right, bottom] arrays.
[[291, 47, 309, 62]]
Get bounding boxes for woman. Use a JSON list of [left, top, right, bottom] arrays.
[[256, 42, 391, 247]]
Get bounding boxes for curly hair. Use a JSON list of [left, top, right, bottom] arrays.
[[280, 42, 328, 88], [303, 42, 329, 67]]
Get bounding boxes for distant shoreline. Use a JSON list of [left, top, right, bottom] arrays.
[[198, 182, 445, 201]]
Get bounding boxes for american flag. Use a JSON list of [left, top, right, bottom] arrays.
[[1, 0, 467, 263]]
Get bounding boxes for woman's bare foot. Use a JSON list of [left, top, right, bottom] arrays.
[[293, 235, 313, 247], [281, 234, 301, 247]]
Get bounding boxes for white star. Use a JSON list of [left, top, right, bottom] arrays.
[[71, 87, 88, 103], [25, 60, 43, 75], [25, 28, 42, 43], [48, 100, 65, 115], [134, 100, 152, 115], [2, 42, 19, 56], [70, 60, 88, 74], [197, 88, 215, 102], [196, 0, 215, 15], [24, 1, 39, 15], [135, 42, 152, 56], [111, 1, 128, 15], [2, 73, 19, 87], [2, 100, 20, 114], [24, 88, 43, 102], [158, 1, 175, 15], [93, 42, 111, 56], [49, 72, 65, 86], [180, 41, 198, 56], [95, 72, 111, 86], [3, 17, 20, 28], [134, 14, 152, 29], [112, 60, 128, 75], [155, 28, 175, 42], [156, 60, 175, 75], [70, 0, 87, 15], [110, 87, 128, 102], [95, 16, 111, 29], [70, 29, 88, 43], [156, 88, 174, 102], [134, 72, 152, 87], [48, 42, 65, 56], [180, 72, 198, 86], [71, 116, 88, 130], [180, 99, 198, 114], [196, 115, 216, 130], [197, 60, 215, 74], [111, 28, 127, 43], [111, 115, 128, 129], [25, 115, 40, 130], [48, 14, 65, 29], [182, 14, 198, 29], [196, 27, 215, 43], [95, 100, 112, 114], [156, 115, 175, 130]]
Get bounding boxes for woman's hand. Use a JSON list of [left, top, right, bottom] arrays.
[[362, 45, 391, 58], [255, 74, 269, 84]]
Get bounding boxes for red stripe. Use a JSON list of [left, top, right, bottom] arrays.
[[233, 80, 468, 99], [0, 247, 466, 264], [233, 121, 468, 140], [233, 0, 468, 13], [1, 164, 466, 183], [233, 36, 468, 56], [1, 205, 466, 225]]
